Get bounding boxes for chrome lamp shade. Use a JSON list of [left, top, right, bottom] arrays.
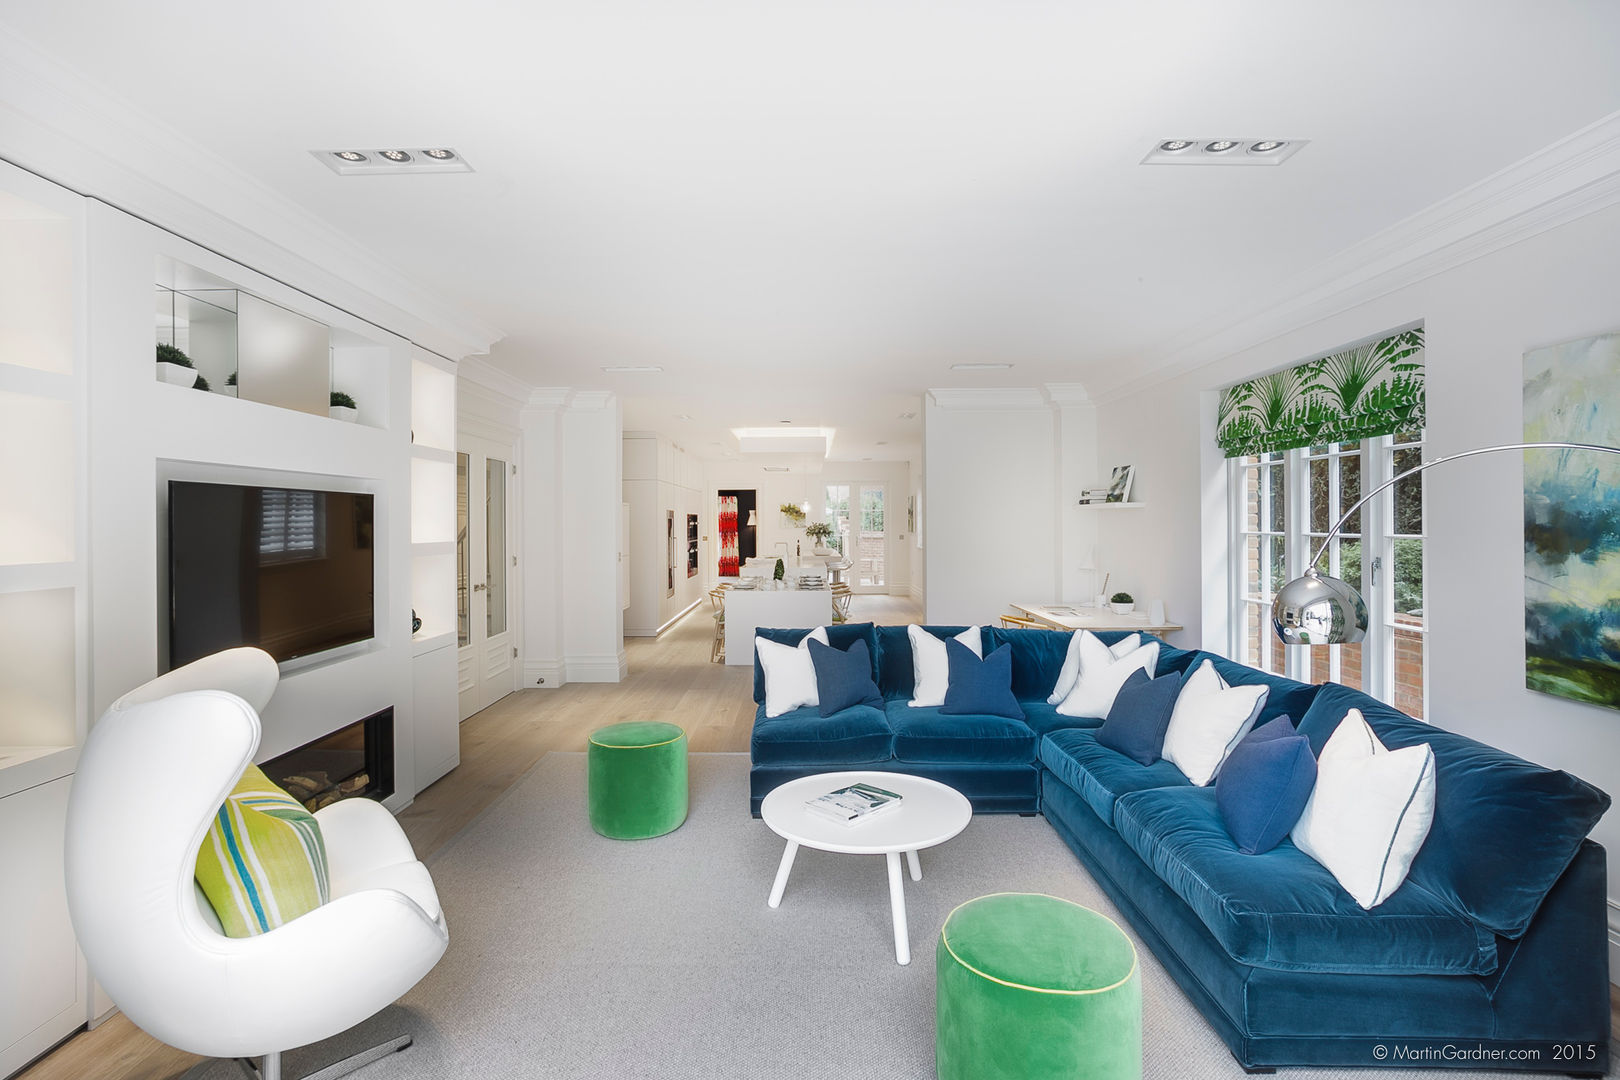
[[1271, 568, 1368, 645]]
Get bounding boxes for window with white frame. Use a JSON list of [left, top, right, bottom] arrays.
[[1229, 435, 1426, 715], [1219, 327, 1427, 716]]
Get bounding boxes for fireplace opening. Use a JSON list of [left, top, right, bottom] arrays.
[[261, 707, 394, 812]]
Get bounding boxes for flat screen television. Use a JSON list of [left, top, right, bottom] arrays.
[[169, 480, 375, 668]]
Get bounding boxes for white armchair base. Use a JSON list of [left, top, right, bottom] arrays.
[[191, 1033, 412, 1080]]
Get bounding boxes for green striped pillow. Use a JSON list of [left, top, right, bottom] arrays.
[[195, 764, 330, 937]]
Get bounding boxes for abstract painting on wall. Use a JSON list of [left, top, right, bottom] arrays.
[[1524, 330, 1620, 709]]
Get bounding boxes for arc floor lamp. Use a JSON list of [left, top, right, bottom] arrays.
[[1272, 441, 1620, 645]]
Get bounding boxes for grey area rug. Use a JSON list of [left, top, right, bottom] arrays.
[[207, 753, 1612, 1079]]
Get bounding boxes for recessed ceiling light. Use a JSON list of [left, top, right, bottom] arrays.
[[676, 413, 693, 420], [876, 441, 888, 446], [778, 419, 793, 424], [1142, 138, 1307, 167], [951, 362, 1014, 371], [862, 457, 873, 461], [314, 148, 474, 175], [898, 411, 917, 420], [600, 365, 663, 374], [762, 466, 789, 472]]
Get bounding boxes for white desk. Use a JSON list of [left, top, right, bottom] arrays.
[[1010, 602, 1183, 636], [724, 589, 835, 666]]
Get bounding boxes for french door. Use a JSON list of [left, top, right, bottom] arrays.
[[457, 434, 517, 721], [824, 483, 888, 594]]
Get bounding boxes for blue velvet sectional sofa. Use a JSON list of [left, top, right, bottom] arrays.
[[749, 622, 1613, 1073]]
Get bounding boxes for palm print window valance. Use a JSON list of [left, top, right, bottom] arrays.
[[1216, 327, 1425, 458]]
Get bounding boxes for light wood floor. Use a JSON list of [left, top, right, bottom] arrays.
[[19, 594, 923, 1080], [23, 593, 1620, 1078]]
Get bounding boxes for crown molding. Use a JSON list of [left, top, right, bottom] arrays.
[[0, 29, 502, 361], [1092, 108, 1620, 403], [526, 387, 574, 409], [458, 356, 534, 405], [1042, 382, 1092, 406], [927, 387, 1051, 411], [568, 389, 616, 411]]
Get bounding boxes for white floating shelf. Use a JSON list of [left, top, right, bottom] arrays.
[[1077, 502, 1146, 510], [411, 445, 456, 465], [411, 629, 456, 657], [411, 541, 456, 558], [0, 363, 74, 401], [0, 562, 76, 594], [0, 745, 77, 799]]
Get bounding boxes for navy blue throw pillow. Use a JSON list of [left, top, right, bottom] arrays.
[[1095, 668, 1183, 765], [1216, 716, 1316, 855], [808, 638, 883, 717], [941, 640, 1022, 720]]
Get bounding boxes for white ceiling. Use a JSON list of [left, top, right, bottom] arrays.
[[4, 1, 1620, 461]]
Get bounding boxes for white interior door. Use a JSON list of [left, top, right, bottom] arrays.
[[457, 435, 517, 721]]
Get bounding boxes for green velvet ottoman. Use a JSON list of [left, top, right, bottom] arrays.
[[936, 892, 1141, 1080], [587, 721, 688, 839]]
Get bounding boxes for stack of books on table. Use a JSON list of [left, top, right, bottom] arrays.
[[805, 782, 903, 825], [798, 574, 825, 589]]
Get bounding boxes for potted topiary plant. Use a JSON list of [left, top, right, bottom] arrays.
[[1109, 591, 1135, 614], [773, 558, 785, 588], [156, 343, 199, 387], [329, 390, 358, 422]]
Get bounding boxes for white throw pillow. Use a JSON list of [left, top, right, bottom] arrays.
[[755, 626, 831, 718], [908, 625, 982, 708], [1055, 634, 1159, 718], [1048, 631, 1141, 704], [1160, 659, 1268, 786], [1291, 709, 1436, 910]]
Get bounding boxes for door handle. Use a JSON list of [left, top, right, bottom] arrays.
[[474, 583, 487, 592]]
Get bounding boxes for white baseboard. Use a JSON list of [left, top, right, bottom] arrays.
[[909, 581, 924, 601], [522, 659, 565, 689], [566, 650, 627, 683], [886, 584, 910, 596]]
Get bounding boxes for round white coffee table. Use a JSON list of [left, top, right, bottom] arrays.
[[760, 771, 972, 965]]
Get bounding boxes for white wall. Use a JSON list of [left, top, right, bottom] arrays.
[[1094, 200, 1620, 950], [513, 389, 624, 685], [924, 392, 1057, 624], [85, 199, 426, 807]]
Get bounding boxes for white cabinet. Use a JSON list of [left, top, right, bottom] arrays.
[[410, 350, 458, 784], [412, 641, 459, 792], [0, 777, 83, 1078]]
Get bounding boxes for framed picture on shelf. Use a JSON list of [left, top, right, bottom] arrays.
[[1106, 465, 1135, 503]]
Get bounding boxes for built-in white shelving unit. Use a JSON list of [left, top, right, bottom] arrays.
[[409, 349, 459, 791], [0, 161, 90, 1080]]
